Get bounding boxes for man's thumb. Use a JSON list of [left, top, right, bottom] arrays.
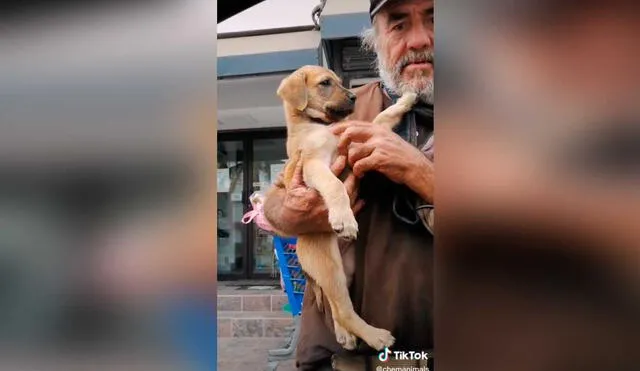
[[291, 152, 304, 185]]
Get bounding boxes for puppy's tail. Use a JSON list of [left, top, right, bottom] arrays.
[[313, 284, 325, 312], [305, 276, 325, 312]]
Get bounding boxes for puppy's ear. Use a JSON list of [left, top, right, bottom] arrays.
[[277, 70, 308, 111]]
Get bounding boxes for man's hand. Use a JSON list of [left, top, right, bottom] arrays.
[[264, 155, 365, 236], [330, 121, 434, 203]]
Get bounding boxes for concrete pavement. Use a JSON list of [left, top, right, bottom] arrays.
[[218, 338, 296, 371]]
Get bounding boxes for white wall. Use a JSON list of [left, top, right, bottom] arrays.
[[218, 30, 320, 57], [323, 0, 369, 16], [218, 0, 318, 34]]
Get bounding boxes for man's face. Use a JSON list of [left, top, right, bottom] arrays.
[[376, 0, 434, 102]]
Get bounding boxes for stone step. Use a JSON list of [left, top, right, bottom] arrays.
[[217, 285, 283, 295], [217, 293, 289, 312], [218, 311, 295, 338], [218, 311, 292, 319]]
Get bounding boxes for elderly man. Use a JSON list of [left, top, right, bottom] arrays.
[[263, 1, 434, 370]]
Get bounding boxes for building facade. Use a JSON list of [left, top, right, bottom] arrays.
[[217, 0, 377, 280]]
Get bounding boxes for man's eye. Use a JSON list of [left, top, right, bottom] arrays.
[[319, 79, 331, 86], [392, 22, 404, 31]]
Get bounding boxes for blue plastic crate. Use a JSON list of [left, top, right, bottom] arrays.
[[273, 236, 305, 317]]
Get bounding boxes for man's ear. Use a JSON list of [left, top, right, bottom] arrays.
[[277, 70, 308, 111]]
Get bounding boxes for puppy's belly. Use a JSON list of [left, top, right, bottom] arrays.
[[340, 241, 356, 287]]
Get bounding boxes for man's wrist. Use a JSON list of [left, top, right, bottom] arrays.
[[404, 155, 434, 203], [270, 195, 318, 235]]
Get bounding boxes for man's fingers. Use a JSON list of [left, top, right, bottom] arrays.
[[290, 156, 305, 187], [330, 155, 347, 177], [329, 122, 352, 135], [352, 156, 378, 178], [351, 187, 360, 207], [329, 121, 371, 136], [352, 199, 365, 215], [274, 171, 285, 187], [347, 143, 375, 167], [337, 126, 377, 153], [344, 172, 360, 203]]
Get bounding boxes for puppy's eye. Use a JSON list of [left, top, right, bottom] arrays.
[[319, 79, 331, 86]]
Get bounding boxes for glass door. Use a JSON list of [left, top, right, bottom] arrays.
[[217, 140, 246, 276], [251, 137, 288, 277]]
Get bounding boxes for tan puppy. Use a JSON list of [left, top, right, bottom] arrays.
[[272, 65, 416, 351]]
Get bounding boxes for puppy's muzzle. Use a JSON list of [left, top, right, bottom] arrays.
[[326, 94, 356, 120]]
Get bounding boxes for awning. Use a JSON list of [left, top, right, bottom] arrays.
[[218, 73, 289, 132], [217, 30, 321, 78]]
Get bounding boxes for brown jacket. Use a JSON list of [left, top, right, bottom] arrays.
[[295, 82, 434, 370]]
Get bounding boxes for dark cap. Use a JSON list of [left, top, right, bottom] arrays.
[[370, 0, 400, 19]]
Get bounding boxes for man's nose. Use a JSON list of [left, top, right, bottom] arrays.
[[406, 23, 433, 50]]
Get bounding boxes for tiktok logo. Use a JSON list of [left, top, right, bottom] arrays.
[[378, 347, 392, 362]]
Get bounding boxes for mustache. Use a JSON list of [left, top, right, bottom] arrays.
[[394, 49, 434, 73]]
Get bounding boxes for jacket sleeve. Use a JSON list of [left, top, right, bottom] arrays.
[[417, 134, 435, 235], [417, 206, 435, 235]]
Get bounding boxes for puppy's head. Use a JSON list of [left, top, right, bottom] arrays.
[[277, 65, 356, 123]]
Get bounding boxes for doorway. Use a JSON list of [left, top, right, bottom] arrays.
[[217, 129, 287, 280]]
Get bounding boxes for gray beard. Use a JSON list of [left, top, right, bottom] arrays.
[[378, 56, 434, 105]]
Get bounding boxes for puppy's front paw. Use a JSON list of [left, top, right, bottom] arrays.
[[329, 209, 358, 241], [398, 92, 418, 109]]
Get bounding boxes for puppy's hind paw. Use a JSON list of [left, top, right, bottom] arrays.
[[335, 324, 357, 350], [363, 328, 395, 352]]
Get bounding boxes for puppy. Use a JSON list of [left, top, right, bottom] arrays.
[[273, 65, 416, 350]]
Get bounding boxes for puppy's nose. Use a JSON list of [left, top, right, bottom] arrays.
[[347, 92, 357, 103]]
